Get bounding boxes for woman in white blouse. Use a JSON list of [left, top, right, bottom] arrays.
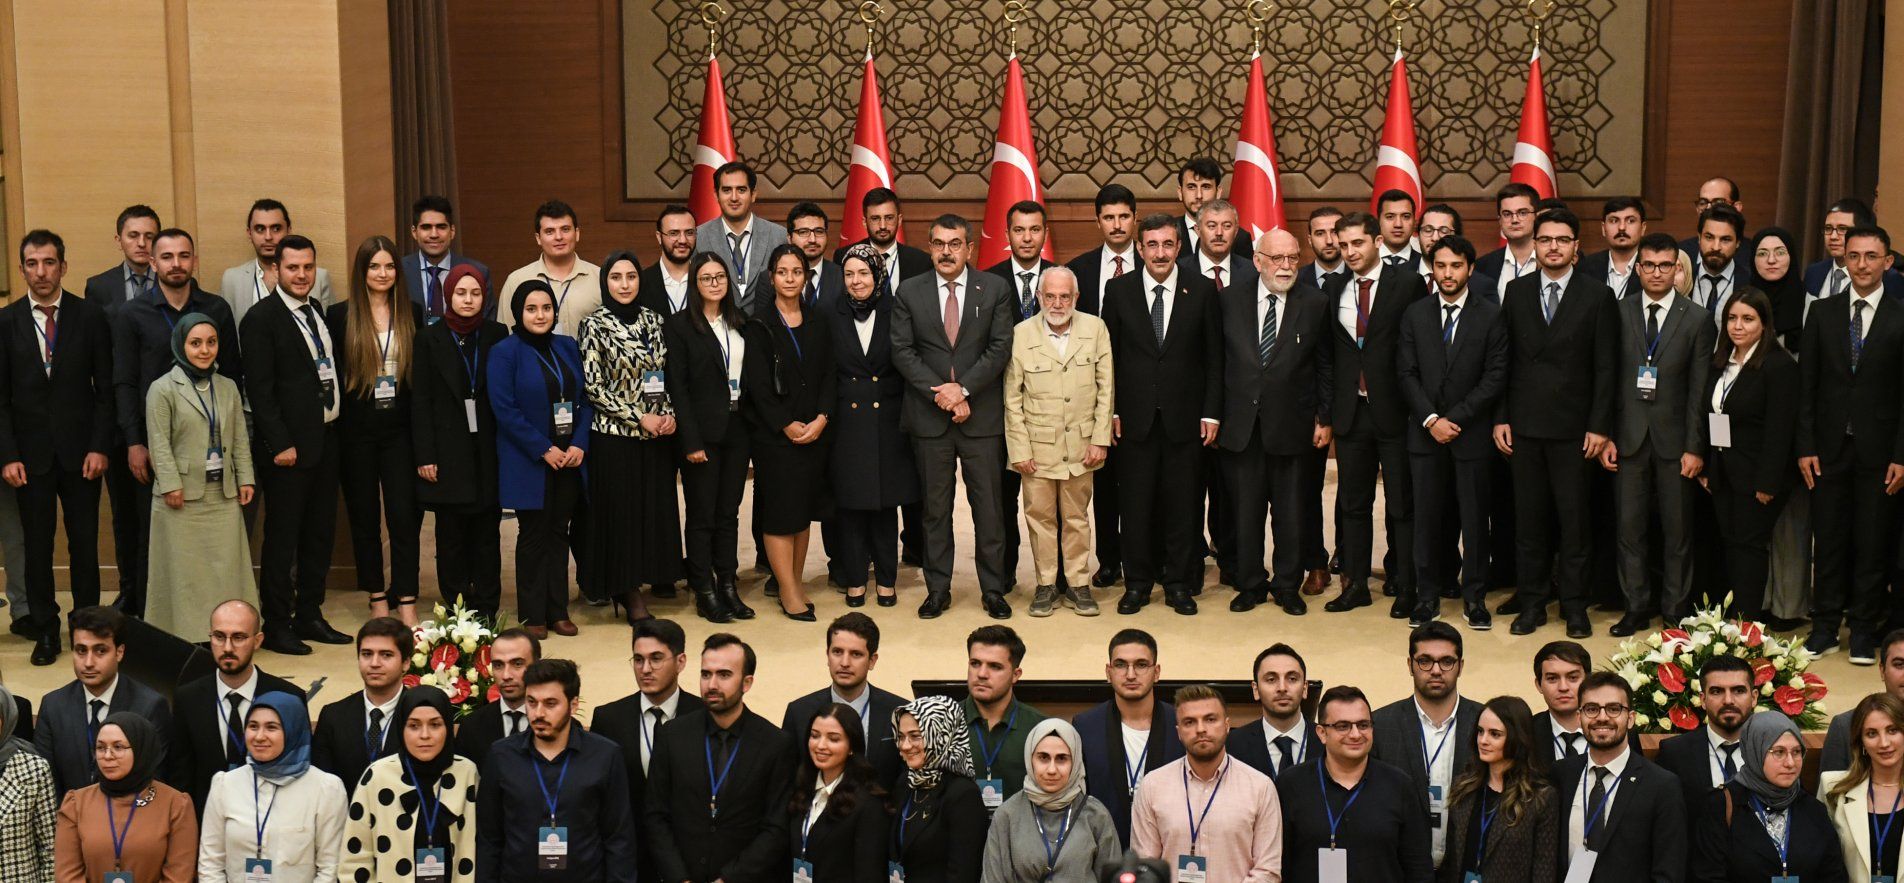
[[1822, 692, 1904, 881], [198, 691, 346, 883]]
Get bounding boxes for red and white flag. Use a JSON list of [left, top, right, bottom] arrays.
[[687, 56, 737, 224], [1509, 46, 1557, 199], [1369, 48, 1423, 214], [1231, 51, 1287, 238], [842, 53, 897, 245], [979, 56, 1051, 269]]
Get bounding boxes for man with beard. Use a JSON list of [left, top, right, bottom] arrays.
[[1227, 642, 1321, 779], [961, 625, 1047, 807], [1075, 629, 1184, 845], [1687, 203, 1751, 325], [1413, 204, 1470, 290], [588, 618, 704, 882], [644, 633, 794, 882], [1476, 183, 1542, 302], [779, 612, 905, 786], [1276, 685, 1432, 883], [1653, 655, 1756, 835], [637, 204, 698, 316], [454, 627, 544, 765], [311, 616, 412, 791], [1552, 672, 1686, 883], [1677, 176, 1753, 279], [218, 198, 334, 326], [691, 163, 786, 315], [1370, 622, 1483, 870], [836, 186, 931, 298], [168, 599, 306, 813], [1130, 684, 1281, 882], [1578, 197, 1647, 300], [403, 194, 489, 319]]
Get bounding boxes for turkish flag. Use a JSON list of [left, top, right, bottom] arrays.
[[1231, 51, 1287, 238], [687, 56, 737, 224], [979, 56, 1051, 269], [842, 54, 898, 245], [1510, 46, 1558, 199], [1369, 48, 1424, 214]]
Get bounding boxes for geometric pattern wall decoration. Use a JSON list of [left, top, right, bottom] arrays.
[[624, 0, 1648, 202]]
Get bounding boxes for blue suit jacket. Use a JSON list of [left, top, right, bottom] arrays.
[[1801, 258, 1904, 297], [402, 251, 494, 319], [487, 334, 592, 510], [1073, 698, 1184, 847]]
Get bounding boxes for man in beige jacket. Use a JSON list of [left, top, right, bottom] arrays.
[[1004, 267, 1115, 616]]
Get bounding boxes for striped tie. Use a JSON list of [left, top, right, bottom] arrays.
[[1259, 295, 1278, 365]]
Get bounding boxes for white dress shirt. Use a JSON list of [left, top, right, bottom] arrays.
[[81, 675, 120, 728], [718, 318, 747, 394], [1142, 267, 1180, 334], [1694, 261, 1737, 324], [638, 687, 685, 771], [1262, 715, 1309, 777], [499, 697, 529, 739], [1256, 283, 1287, 351], [879, 242, 904, 298], [1380, 240, 1418, 268], [1337, 269, 1384, 342], [1568, 746, 1632, 858], [1605, 252, 1636, 296], [1549, 714, 1584, 759], [1497, 246, 1539, 300], [1099, 246, 1135, 305], [1197, 251, 1233, 289], [1707, 725, 1742, 787], [1010, 258, 1046, 306], [661, 262, 691, 313], [1849, 285, 1885, 336], [1183, 214, 1202, 254], [281, 288, 340, 423], [803, 772, 844, 836]]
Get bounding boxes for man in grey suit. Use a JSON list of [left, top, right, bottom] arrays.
[[692, 161, 788, 315], [34, 605, 172, 797], [217, 197, 333, 330], [890, 214, 1016, 620], [1602, 233, 1715, 636], [403, 194, 490, 321]]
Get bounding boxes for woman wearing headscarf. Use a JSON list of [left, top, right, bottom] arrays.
[[198, 692, 348, 883], [1693, 712, 1848, 882], [1743, 227, 1813, 631], [0, 683, 56, 880], [490, 280, 593, 639], [143, 311, 256, 636], [786, 703, 889, 881], [890, 695, 987, 883], [579, 250, 683, 624], [54, 712, 196, 882], [827, 243, 920, 607], [340, 687, 479, 883], [411, 264, 507, 620], [980, 719, 1120, 882]]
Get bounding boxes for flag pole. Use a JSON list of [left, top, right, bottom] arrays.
[[1004, 0, 1027, 59], [859, 0, 883, 60], [1385, 0, 1416, 55], [1247, 0, 1268, 55], [1526, 0, 1555, 51], [700, 0, 726, 61]]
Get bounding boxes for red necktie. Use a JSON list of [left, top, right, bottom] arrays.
[[36, 304, 56, 371], [1211, 266, 1225, 290], [1112, 256, 1126, 277], [1356, 278, 1373, 395]]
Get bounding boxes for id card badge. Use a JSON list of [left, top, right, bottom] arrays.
[[537, 826, 569, 870], [640, 370, 667, 406], [1427, 784, 1445, 828], [1770, 877, 1800, 883], [976, 778, 1004, 809], [414, 848, 447, 883], [1872, 876, 1894, 883], [374, 375, 398, 410], [205, 447, 225, 484], [887, 862, 906, 883], [1561, 850, 1598, 883], [243, 858, 273, 883], [728, 377, 742, 410], [1636, 365, 1659, 400], [104, 873, 134, 883], [1317, 848, 1350, 883], [1708, 413, 1733, 448], [1175, 854, 1208, 883], [792, 858, 815, 883], [552, 401, 574, 436], [464, 398, 479, 433], [315, 357, 337, 402], [1463, 874, 1483, 883]]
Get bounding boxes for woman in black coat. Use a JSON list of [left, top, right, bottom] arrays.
[[1700, 289, 1799, 622], [788, 703, 889, 882], [410, 263, 506, 620], [890, 696, 985, 883], [828, 243, 920, 608], [1693, 712, 1847, 883]]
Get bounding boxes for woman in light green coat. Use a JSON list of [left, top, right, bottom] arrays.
[[144, 313, 256, 634]]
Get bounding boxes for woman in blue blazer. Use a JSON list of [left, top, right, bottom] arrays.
[[488, 280, 592, 639]]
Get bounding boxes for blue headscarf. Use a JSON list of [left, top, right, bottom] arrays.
[[246, 691, 313, 783]]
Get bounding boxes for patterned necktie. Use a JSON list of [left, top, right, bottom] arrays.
[[367, 708, 385, 753], [1259, 295, 1278, 365], [1019, 272, 1036, 318], [1112, 255, 1127, 278], [36, 304, 56, 373], [1150, 285, 1167, 345], [1543, 282, 1562, 324], [1853, 300, 1869, 372], [426, 266, 444, 317]]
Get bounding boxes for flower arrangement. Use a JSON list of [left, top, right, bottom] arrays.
[[1606, 600, 1829, 733], [404, 601, 501, 719]]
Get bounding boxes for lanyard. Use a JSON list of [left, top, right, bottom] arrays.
[[1578, 763, 1624, 843], [1422, 719, 1454, 781], [800, 778, 838, 858], [1709, 741, 1737, 782], [972, 705, 1019, 778], [1035, 802, 1077, 876], [456, 333, 482, 396], [532, 750, 571, 827], [252, 773, 277, 859], [377, 324, 394, 370], [404, 756, 446, 849], [1269, 723, 1309, 772], [715, 322, 734, 374], [1874, 783, 1904, 874], [705, 733, 743, 817], [216, 693, 247, 761], [897, 795, 918, 850], [107, 790, 141, 869], [1749, 795, 1790, 875], [778, 308, 804, 363], [1125, 744, 1146, 793], [530, 346, 570, 400], [32, 307, 55, 367], [546, 276, 576, 332], [1183, 759, 1230, 855], [1642, 313, 1665, 364], [1473, 789, 1499, 870], [289, 301, 328, 359], [1317, 760, 1367, 849]]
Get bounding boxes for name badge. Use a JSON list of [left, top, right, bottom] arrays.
[[1872, 876, 1894, 883], [976, 778, 1004, 809], [1562, 850, 1598, 883], [1464, 874, 1483, 883], [1175, 854, 1208, 883], [1427, 784, 1444, 828], [1708, 413, 1733, 448], [641, 370, 667, 406], [415, 847, 446, 883], [552, 401, 574, 437], [374, 375, 398, 410], [887, 862, 906, 883], [464, 398, 479, 433], [205, 447, 225, 484], [1771, 877, 1800, 883], [537, 826, 569, 870], [105, 873, 134, 883], [243, 858, 273, 883], [315, 358, 337, 402], [728, 377, 742, 407], [1636, 365, 1658, 401], [793, 858, 815, 883], [1317, 848, 1349, 883]]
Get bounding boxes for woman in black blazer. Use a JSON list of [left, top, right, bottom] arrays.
[[410, 264, 506, 620], [328, 236, 428, 624], [1694, 712, 1848, 882], [744, 244, 837, 622], [1701, 289, 1799, 622], [788, 703, 889, 882], [890, 695, 985, 883], [1439, 696, 1557, 883], [662, 253, 753, 624]]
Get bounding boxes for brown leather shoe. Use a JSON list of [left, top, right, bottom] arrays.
[[525, 625, 550, 640], [549, 620, 579, 637], [1301, 569, 1328, 596]]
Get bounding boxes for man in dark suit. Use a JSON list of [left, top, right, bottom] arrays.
[[1180, 199, 1251, 586], [84, 206, 161, 620], [452, 627, 542, 767], [1295, 208, 1347, 597], [1798, 223, 1904, 661], [1492, 209, 1619, 638], [1526, 639, 1643, 768], [404, 194, 490, 322], [1397, 235, 1508, 629], [1577, 196, 1646, 301], [1227, 642, 1321, 780], [1374, 188, 1422, 273], [168, 599, 306, 813], [1172, 156, 1253, 259], [1370, 622, 1484, 871], [1320, 212, 1429, 621], [82, 205, 161, 314], [239, 234, 351, 656], [1553, 671, 1687, 883], [983, 199, 1060, 591], [1687, 204, 1753, 322], [1677, 176, 1754, 282], [1804, 197, 1904, 300], [637, 204, 698, 317], [0, 229, 114, 665], [1220, 228, 1333, 614], [779, 612, 905, 787], [34, 605, 172, 797], [1101, 214, 1222, 616], [1605, 233, 1715, 635], [1475, 182, 1542, 302], [589, 618, 704, 883], [1652, 655, 1755, 841], [1413, 203, 1462, 287], [644, 633, 794, 883], [1074, 628, 1183, 845], [834, 186, 931, 299], [1298, 206, 1349, 292], [891, 214, 1017, 619], [1065, 185, 1139, 588], [310, 617, 411, 792]]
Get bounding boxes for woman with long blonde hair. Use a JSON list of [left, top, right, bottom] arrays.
[[1821, 692, 1904, 881]]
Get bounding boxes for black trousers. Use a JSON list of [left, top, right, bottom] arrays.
[[1411, 449, 1491, 605], [837, 506, 899, 588], [1299, 445, 1330, 571], [338, 426, 422, 602], [1093, 452, 1121, 572], [1000, 466, 1023, 585], [515, 468, 581, 626], [1510, 436, 1592, 616], [1487, 453, 1518, 588], [1115, 421, 1204, 593], [900, 502, 923, 560], [104, 446, 148, 614], [1334, 405, 1415, 592], [682, 424, 750, 590], [1811, 445, 1899, 638], [1224, 430, 1307, 596], [257, 428, 340, 634], [434, 508, 502, 619], [1205, 446, 1234, 575], [1709, 454, 1787, 619], [20, 467, 101, 633]]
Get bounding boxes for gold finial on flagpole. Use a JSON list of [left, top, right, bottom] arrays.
[[1247, 0, 1272, 55], [1004, 0, 1029, 58], [859, 1, 884, 59], [1525, 0, 1556, 51], [701, 1, 728, 60], [1385, 0, 1418, 54]]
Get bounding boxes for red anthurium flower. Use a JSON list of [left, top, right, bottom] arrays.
[[1737, 621, 1764, 647], [1660, 629, 1693, 653], [449, 678, 473, 705], [1658, 662, 1688, 694], [485, 683, 501, 703], [1800, 672, 1828, 702], [474, 645, 493, 678], [401, 674, 422, 688], [1668, 705, 1700, 730], [430, 643, 461, 669], [1774, 686, 1806, 716], [1750, 658, 1776, 686]]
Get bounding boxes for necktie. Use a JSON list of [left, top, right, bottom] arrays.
[[1112, 255, 1127, 278], [1211, 266, 1225, 291], [1646, 304, 1661, 351], [90, 698, 106, 730], [1853, 300, 1869, 372], [644, 708, 666, 772], [426, 266, 444, 317], [1385, 254, 1406, 268], [1150, 285, 1167, 345], [1356, 278, 1373, 394], [506, 709, 525, 739], [1272, 735, 1295, 774], [1704, 274, 1726, 312], [727, 232, 748, 282], [1720, 742, 1739, 780], [806, 276, 819, 308], [942, 280, 961, 347], [1019, 272, 1036, 318], [1588, 766, 1610, 843], [1442, 303, 1459, 347], [1561, 731, 1581, 758], [130, 273, 152, 301], [1259, 296, 1278, 365], [36, 304, 56, 372], [1831, 267, 1849, 298], [713, 729, 734, 771], [367, 708, 385, 753], [225, 693, 246, 766], [1543, 282, 1561, 324]]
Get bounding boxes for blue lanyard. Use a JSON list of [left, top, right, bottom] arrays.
[[705, 733, 743, 816], [532, 750, 571, 826], [1317, 759, 1367, 849], [716, 323, 734, 373], [1035, 802, 1077, 876], [1579, 763, 1623, 843], [1473, 789, 1500, 869], [1125, 744, 1146, 793], [546, 276, 576, 332], [530, 346, 570, 400], [1874, 783, 1904, 874], [216, 694, 247, 763], [106, 790, 141, 869], [32, 308, 55, 368], [1642, 314, 1665, 364], [778, 307, 804, 363], [289, 301, 328, 359], [190, 380, 221, 449], [800, 777, 839, 858], [404, 756, 446, 849], [1749, 795, 1790, 875], [1422, 719, 1454, 779], [898, 795, 917, 848], [1183, 759, 1230, 855], [972, 705, 1019, 778], [455, 333, 482, 396], [252, 773, 277, 859]]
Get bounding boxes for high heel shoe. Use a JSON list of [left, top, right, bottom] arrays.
[[614, 592, 653, 626], [876, 586, 898, 607], [782, 603, 817, 622], [845, 587, 867, 608]]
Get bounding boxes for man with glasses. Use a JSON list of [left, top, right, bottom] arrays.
[[1804, 197, 1904, 301], [1371, 622, 1482, 871], [168, 599, 306, 813], [1476, 182, 1542, 302], [1414, 204, 1477, 292], [1228, 642, 1320, 779], [1491, 209, 1619, 637], [1076, 629, 1184, 846], [589, 618, 704, 883], [1277, 685, 1433, 883], [1130, 684, 1281, 882], [1552, 671, 1686, 883], [638, 204, 698, 316], [1678, 176, 1753, 280], [1579, 197, 1647, 300]]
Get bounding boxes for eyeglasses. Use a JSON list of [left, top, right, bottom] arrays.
[[696, 273, 729, 284], [928, 239, 967, 252], [1499, 208, 1535, 220], [1822, 225, 1854, 237], [1110, 660, 1154, 674], [1694, 198, 1734, 211], [1637, 261, 1678, 274], [895, 732, 925, 747], [1766, 746, 1805, 762], [1412, 656, 1460, 672], [1579, 703, 1630, 718], [93, 743, 133, 757], [1533, 236, 1577, 247], [1260, 254, 1301, 266], [1418, 226, 1456, 238], [1755, 248, 1790, 260], [1320, 720, 1373, 734]]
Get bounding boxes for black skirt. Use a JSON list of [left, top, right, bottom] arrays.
[[582, 431, 684, 596], [751, 436, 834, 536]]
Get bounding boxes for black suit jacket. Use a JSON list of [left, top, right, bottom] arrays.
[[1326, 267, 1430, 436], [239, 292, 334, 463], [84, 263, 146, 315], [1654, 724, 1729, 834], [0, 293, 115, 473], [984, 257, 1060, 323], [410, 320, 506, 510], [110, 285, 242, 446], [1224, 715, 1322, 782], [452, 697, 557, 769], [35, 677, 173, 797], [1175, 215, 1254, 261], [1101, 269, 1223, 442], [1551, 751, 1686, 883], [1178, 251, 1253, 295], [167, 669, 306, 812], [788, 778, 890, 882], [891, 775, 987, 883], [1578, 250, 1643, 300], [1369, 695, 1484, 799], [1692, 781, 1847, 883], [664, 310, 751, 456], [746, 260, 846, 321], [1705, 345, 1799, 497], [1073, 699, 1185, 846], [324, 299, 427, 428], [781, 685, 907, 790], [1062, 245, 1131, 317], [1398, 291, 1509, 459], [592, 689, 707, 883], [1497, 272, 1620, 439], [635, 263, 690, 318], [1217, 278, 1334, 455], [310, 690, 400, 795], [1797, 291, 1904, 468], [644, 707, 795, 883]]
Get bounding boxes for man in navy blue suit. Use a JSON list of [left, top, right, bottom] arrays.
[[1805, 196, 1904, 299], [1073, 629, 1183, 846], [404, 195, 489, 322]]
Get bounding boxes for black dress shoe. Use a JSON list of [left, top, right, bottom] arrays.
[[294, 619, 352, 645], [1389, 592, 1414, 619], [1464, 604, 1493, 631], [1165, 589, 1197, 616], [1565, 613, 1592, 639], [262, 632, 313, 656], [1228, 590, 1261, 613], [1408, 603, 1439, 628], [693, 588, 735, 623], [1324, 588, 1373, 613], [30, 632, 58, 666], [1092, 566, 1122, 589], [1118, 589, 1151, 615], [1509, 611, 1547, 636], [1495, 595, 1523, 616], [1275, 591, 1308, 616], [981, 593, 1012, 620], [1609, 611, 1652, 637], [716, 578, 755, 620], [918, 591, 951, 619], [9, 618, 35, 639]]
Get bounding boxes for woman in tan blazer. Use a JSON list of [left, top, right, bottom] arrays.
[[55, 712, 197, 883], [1003, 266, 1113, 616], [1822, 692, 1904, 881]]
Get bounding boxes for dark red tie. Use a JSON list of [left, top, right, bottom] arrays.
[[1211, 267, 1225, 290], [1113, 256, 1126, 277], [37, 305, 56, 371], [1356, 278, 1373, 395]]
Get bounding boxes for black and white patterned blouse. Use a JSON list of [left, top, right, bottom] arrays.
[[580, 306, 675, 439]]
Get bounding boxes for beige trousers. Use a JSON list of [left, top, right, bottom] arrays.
[[1021, 472, 1094, 588]]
